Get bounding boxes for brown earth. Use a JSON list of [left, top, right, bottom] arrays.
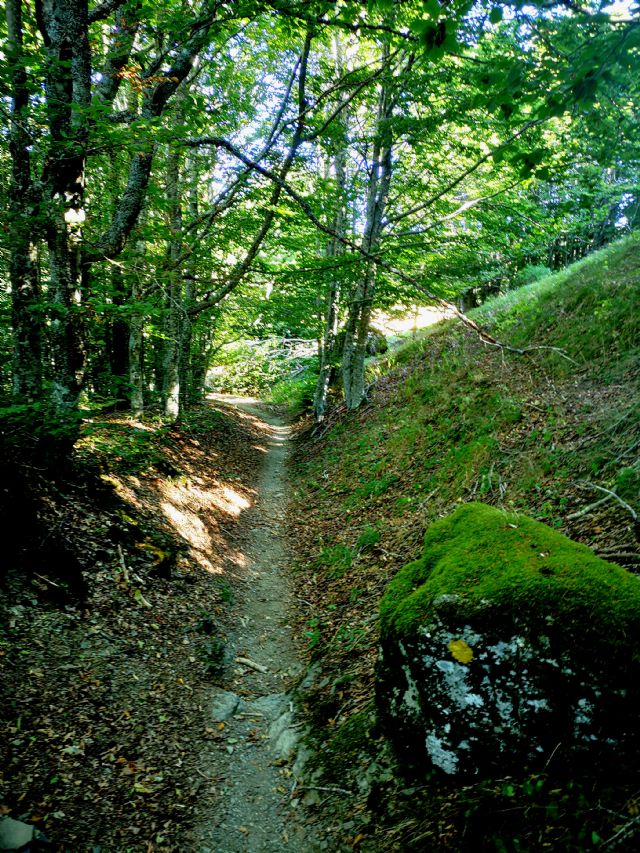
[[0, 397, 327, 852]]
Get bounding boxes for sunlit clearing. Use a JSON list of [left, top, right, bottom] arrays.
[[208, 393, 260, 406], [373, 305, 454, 335]]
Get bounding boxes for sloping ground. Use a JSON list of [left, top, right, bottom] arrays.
[[288, 234, 640, 851], [0, 401, 279, 850]]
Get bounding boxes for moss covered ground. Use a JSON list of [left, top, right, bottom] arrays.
[[289, 234, 640, 851]]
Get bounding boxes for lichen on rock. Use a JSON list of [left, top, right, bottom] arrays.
[[376, 502, 640, 777]]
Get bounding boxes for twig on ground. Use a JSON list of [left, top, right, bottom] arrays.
[[117, 544, 130, 582], [602, 812, 640, 848], [34, 573, 61, 588], [296, 785, 353, 796], [236, 656, 269, 673], [196, 768, 214, 780], [567, 493, 613, 520], [614, 437, 640, 463], [575, 481, 638, 521]]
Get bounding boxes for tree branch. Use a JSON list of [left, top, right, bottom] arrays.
[[93, 3, 140, 108], [85, 0, 225, 262], [386, 119, 543, 226], [188, 30, 314, 315], [88, 0, 128, 24], [183, 131, 577, 360]]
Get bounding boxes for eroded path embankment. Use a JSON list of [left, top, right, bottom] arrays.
[[193, 396, 322, 853]]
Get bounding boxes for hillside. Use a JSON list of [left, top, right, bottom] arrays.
[[288, 234, 640, 851]]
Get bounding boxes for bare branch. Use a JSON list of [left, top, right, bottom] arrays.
[[575, 481, 638, 521], [188, 31, 314, 315], [182, 132, 582, 362], [386, 119, 543, 226], [85, 1, 223, 262], [93, 4, 140, 108]]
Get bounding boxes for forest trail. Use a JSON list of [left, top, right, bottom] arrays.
[[194, 396, 321, 853]]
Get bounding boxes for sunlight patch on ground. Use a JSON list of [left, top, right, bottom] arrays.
[[216, 486, 251, 517], [230, 551, 248, 568], [159, 480, 250, 519], [157, 478, 252, 571], [103, 475, 145, 510], [161, 500, 214, 569], [208, 393, 261, 406]]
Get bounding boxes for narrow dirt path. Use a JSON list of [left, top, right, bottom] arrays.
[[193, 396, 321, 853]]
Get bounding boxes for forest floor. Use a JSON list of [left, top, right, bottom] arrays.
[[0, 396, 339, 852]]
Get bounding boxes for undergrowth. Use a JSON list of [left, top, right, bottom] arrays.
[[290, 233, 640, 851]]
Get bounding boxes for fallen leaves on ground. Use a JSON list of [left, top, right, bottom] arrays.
[[0, 401, 267, 851]]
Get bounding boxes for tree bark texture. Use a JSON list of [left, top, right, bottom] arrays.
[[6, 0, 43, 402], [313, 35, 348, 423], [4, 0, 222, 427], [162, 145, 184, 421], [342, 71, 394, 411], [40, 0, 92, 412]]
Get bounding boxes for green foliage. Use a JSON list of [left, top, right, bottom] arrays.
[[210, 339, 317, 398], [317, 544, 353, 579], [356, 525, 381, 553], [267, 370, 318, 414], [293, 231, 640, 853], [511, 264, 552, 289], [0, 403, 83, 463], [444, 771, 617, 852], [311, 708, 377, 782], [352, 473, 398, 504], [198, 637, 226, 677], [78, 421, 175, 475], [615, 465, 640, 502], [304, 616, 325, 650]]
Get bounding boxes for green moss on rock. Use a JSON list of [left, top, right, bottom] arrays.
[[376, 503, 640, 776], [380, 502, 640, 661]]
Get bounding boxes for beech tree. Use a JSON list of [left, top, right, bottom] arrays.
[[1, 0, 638, 443]]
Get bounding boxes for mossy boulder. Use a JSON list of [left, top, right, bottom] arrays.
[[376, 502, 640, 777]]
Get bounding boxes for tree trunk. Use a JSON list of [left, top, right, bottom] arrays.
[[129, 215, 147, 416], [313, 34, 348, 423], [162, 144, 184, 421], [6, 0, 43, 402], [179, 155, 200, 410], [129, 288, 145, 416], [41, 0, 92, 416], [190, 324, 216, 402], [109, 264, 130, 409], [342, 69, 394, 411]]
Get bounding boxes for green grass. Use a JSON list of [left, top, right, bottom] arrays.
[[473, 233, 640, 374], [78, 420, 174, 475], [267, 370, 318, 414], [299, 234, 640, 536]]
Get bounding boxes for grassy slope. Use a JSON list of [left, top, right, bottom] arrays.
[[289, 234, 640, 851]]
